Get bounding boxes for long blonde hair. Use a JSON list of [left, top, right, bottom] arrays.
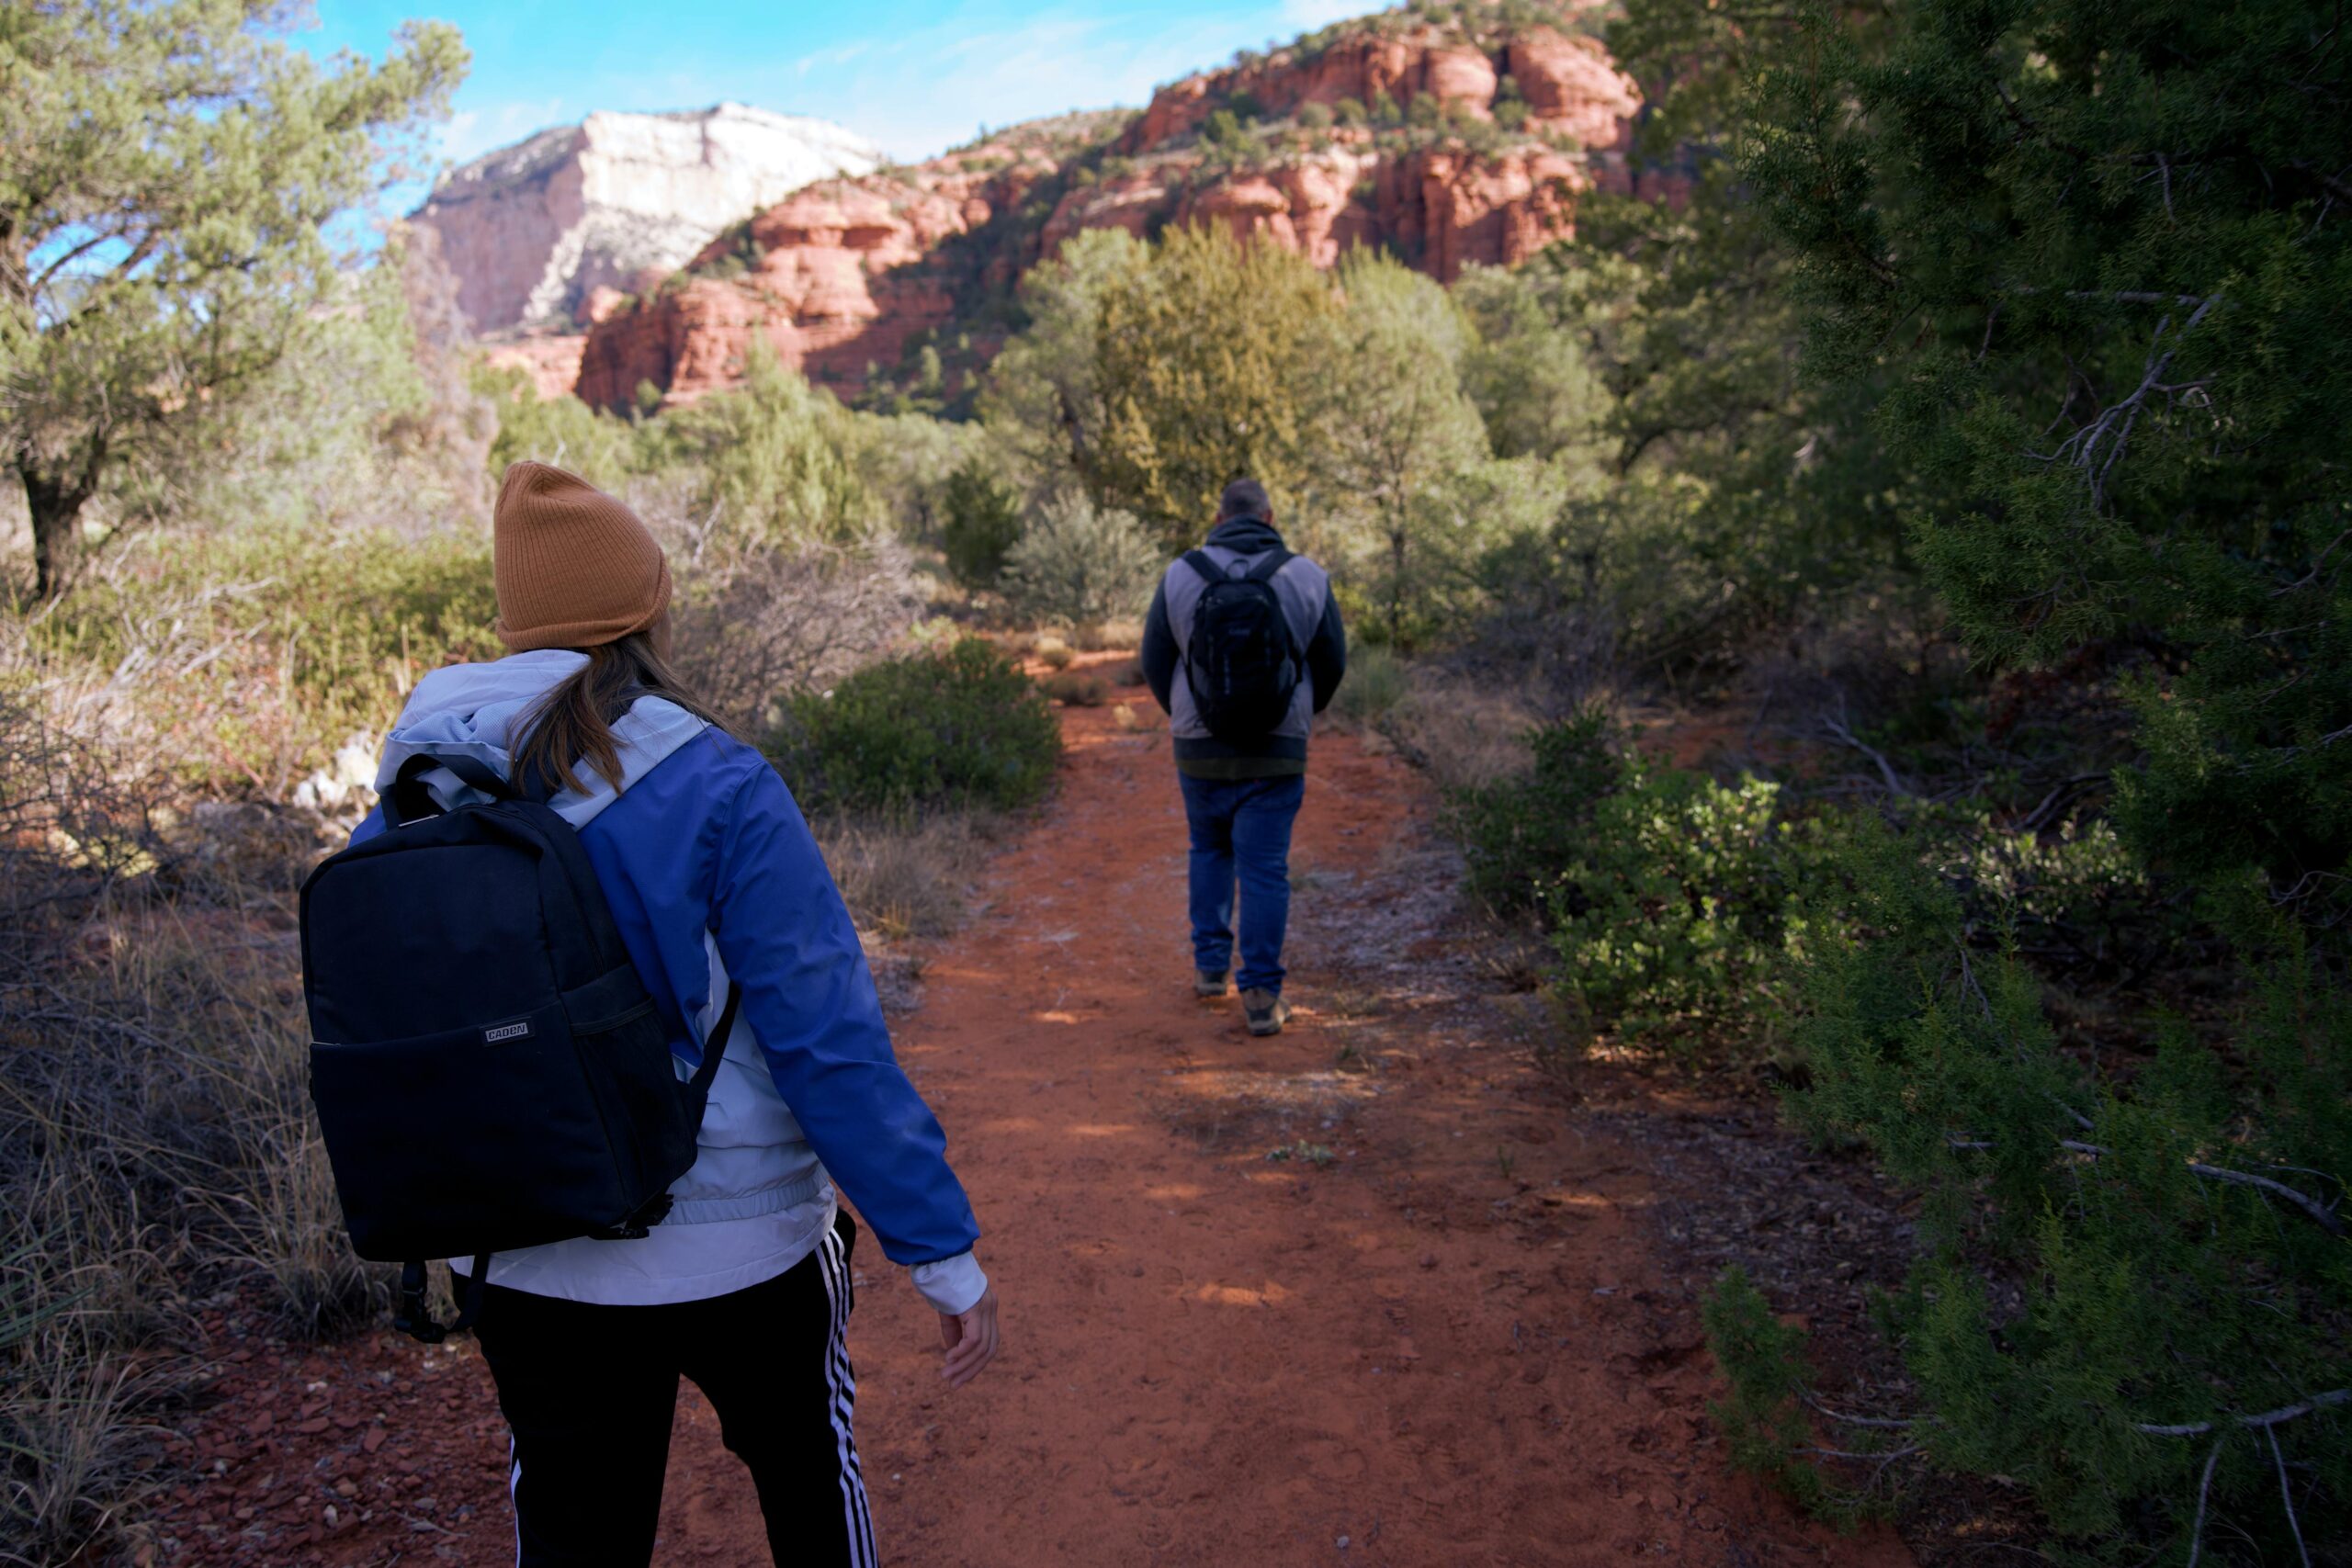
[[514, 631, 729, 795]]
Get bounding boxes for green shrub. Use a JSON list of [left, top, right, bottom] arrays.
[[1549, 761, 1853, 1051], [474, 364, 639, 490], [1453, 709, 1859, 1052], [1701, 1267, 1833, 1513], [1448, 707, 1622, 915], [1792, 826, 2352, 1556], [31, 525, 498, 795], [940, 460, 1023, 589], [1001, 495, 1160, 630], [1701, 1265, 1900, 1526], [1296, 101, 1334, 130], [770, 639, 1060, 813], [1329, 644, 1408, 728]]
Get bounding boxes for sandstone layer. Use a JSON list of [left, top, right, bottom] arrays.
[[573, 14, 1653, 411], [413, 103, 882, 335]]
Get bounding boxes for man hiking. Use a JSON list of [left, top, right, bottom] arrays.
[[1140, 478, 1347, 1036]]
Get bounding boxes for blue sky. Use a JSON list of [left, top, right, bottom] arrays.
[[304, 0, 1368, 197]]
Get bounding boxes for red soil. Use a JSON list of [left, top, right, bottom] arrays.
[[153, 671, 1912, 1566]]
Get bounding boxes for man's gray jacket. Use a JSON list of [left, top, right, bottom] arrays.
[[1139, 514, 1348, 779]]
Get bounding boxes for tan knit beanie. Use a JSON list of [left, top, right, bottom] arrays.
[[492, 462, 672, 652]]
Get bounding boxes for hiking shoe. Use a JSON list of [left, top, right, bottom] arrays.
[[1194, 969, 1232, 998], [1241, 988, 1293, 1037]]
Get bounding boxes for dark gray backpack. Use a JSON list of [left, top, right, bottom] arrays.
[[1182, 547, 1300, 739]]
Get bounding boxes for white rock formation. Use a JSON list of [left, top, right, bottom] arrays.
[[413, 102, 883, 334]]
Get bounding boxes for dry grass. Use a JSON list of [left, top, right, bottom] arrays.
[[814, 812, 996, 942], [1040, 671, 1110, 707], [1069, 617, 1142, 652], [1382, 667, 1552, 795], [0, 671, 365, 1562]]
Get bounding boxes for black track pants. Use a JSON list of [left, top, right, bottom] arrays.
[[471, 1210, 875, 1567]]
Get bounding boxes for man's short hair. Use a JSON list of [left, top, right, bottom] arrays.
[[1218, 478, 1271, 520]]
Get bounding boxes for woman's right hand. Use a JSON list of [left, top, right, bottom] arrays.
[[938, 1284, 1001, 1389]]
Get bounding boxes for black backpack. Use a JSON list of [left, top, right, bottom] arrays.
[[299, 752, 737, 1341], [1182, 547, 1302, 739]]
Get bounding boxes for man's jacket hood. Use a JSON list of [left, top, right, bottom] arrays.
[[1203, 513, 1285, 556]]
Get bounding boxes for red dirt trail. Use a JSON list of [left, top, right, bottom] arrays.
[[655, 680, 1911, 1567], [161, 673, 1914, 1567]]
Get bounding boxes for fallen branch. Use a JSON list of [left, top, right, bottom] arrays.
[[1803, 1393, 1921, 1429], [2185, 1438, 2223, 1568], [2133, 1388, 2351, 1438], [2268, 1422, 2312, 1568], [1820, 702, 1908, 797], [1940, 1133, 2346, 1236]]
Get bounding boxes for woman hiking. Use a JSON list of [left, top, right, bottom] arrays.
[[346, 461, 999, 1565]]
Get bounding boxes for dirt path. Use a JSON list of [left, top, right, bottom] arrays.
[[653, 677, 1913, 1567], [156, 673, 1916, 1567]]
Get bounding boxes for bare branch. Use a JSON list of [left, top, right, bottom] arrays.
[[1947, 1131, 2345, 1235], [2185, 1438, 2222, 1568], [1819, 699, 1908, 796], [2268, 1422, 2312, 1568], [1802, 1393, 1921, 1429], [2182, 1162, 2349, 1235], [2135, 1387, 2352, 1438]]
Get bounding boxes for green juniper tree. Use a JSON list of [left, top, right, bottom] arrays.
[[1734, 1, 2352, 1557], [1083, 225, 1335, 549], [1314, 253, 1491, 648], [1, 0, 467, 597]]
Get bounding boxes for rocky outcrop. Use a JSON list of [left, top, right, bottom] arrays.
[[1506, 27, 1642, 149], [573, 144, 1057, 409], [413, 103, 881, 334], [481, 333, 590, 400], [573, 10, 1653, 410], [1117, 19, 1634, 152]]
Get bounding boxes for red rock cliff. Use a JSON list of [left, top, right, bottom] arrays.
[[574, 15, 1645, 412]]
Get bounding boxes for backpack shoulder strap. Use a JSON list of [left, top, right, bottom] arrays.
[[387, 751, 518, 826], [1182, 549, 1226, 587], [689, 981, 741, 1098], [1242, 547, 1295, 585]]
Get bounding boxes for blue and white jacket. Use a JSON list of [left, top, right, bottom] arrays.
[[351, 650, 987, 1314]]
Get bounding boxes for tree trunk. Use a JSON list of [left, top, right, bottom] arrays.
[[1386, 520, 1408, 649], [19, 464, 86, 601]]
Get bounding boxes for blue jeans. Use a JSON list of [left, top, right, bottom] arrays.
[[1178, 773, 1306, 996]]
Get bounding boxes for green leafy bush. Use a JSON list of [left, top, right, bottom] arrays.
[[940, 460, 1024, 589], [1453, 709, 1857, 1052], [1328, 644, 1407, 728], [1448, 707, 1622, 915], [769, 639, 1060, 813], [1550, 762, 1851, 1051], [1001, 495, 1160, 630]]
